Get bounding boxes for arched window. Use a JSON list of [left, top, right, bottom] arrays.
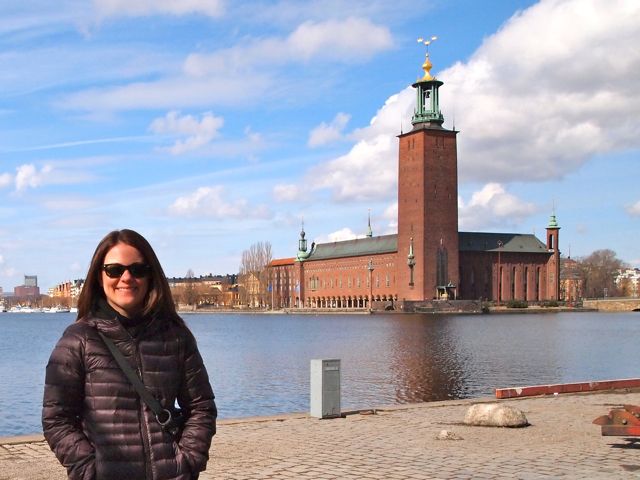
[[548, 233, 555, 250]]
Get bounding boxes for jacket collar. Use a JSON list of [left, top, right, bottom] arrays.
[[88, 297, 164, 340]]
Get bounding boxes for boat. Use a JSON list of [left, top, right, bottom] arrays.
[[45, 306, 71, 313], [9, 305, 38, 313]]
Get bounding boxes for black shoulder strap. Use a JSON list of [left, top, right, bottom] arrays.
[[97, 331, 165, 417]]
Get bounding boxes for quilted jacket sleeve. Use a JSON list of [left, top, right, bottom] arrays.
[[176, 329, 217, 474], [42, 324, 96, 480]]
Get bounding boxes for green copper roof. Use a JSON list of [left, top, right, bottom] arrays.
[[458, 232, 549, 253], [547, 214, 559, 228], [302, 231, 550, 262], [307, 234, 397, 261]]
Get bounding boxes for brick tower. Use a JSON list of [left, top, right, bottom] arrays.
[[545, 213, 561, 300], [397, 45, 459, 302]]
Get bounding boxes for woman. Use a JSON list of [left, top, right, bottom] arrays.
[[43, 229, 217, 480]]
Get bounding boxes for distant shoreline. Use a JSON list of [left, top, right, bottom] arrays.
[[177, 306, 604, 315]]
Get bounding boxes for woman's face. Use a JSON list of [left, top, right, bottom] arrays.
[[101, 242, 150, 318]]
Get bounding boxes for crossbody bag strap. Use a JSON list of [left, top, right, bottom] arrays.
[[98, 331, 174, 427]]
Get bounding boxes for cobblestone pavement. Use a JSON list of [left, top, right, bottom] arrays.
[[2, 391, 640, 479]]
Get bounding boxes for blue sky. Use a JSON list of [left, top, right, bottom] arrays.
[[1, 0, 639, 291]]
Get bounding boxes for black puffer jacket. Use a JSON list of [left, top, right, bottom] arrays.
[[42, 311, 216, 480]]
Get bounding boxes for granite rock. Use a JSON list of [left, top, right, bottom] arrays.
[[464, 403, 529, 428]]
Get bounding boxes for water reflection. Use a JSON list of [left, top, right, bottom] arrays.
[[387, 315, 470, 402]]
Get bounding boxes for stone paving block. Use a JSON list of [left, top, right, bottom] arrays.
[[4, 392, 640, 479]]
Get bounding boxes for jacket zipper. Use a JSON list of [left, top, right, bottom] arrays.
[[132, 338, 155, 480]]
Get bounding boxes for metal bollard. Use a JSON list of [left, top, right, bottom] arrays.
[[310, 359, 341, 419]]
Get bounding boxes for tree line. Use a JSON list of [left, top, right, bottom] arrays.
[[572, 249, 631, 298]]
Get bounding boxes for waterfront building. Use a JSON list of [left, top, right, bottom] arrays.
[[49, 279, 84, 304], [615, 268, 640, 297], [268, 50, 561, 311], [168, 274, 239, 308], [560, 257, 584, 304], [14, 274, 40, 299]]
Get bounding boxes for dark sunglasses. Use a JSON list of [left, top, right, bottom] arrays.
[[102, 263, 151, 279]]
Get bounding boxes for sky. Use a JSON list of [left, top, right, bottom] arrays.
[[1, 0, 639, 292]]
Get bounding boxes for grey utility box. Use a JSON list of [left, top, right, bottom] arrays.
[[310, 359, 341, 419]]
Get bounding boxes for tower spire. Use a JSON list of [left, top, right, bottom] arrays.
[[366, 209, 373, 237], [412, 35, 444, 127]]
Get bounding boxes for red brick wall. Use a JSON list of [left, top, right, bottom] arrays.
[[459, 251, 551, 301], [397, 127, 459, 301], [301, 253, 397, 307]]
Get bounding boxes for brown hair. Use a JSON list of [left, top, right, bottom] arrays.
[[77, 229, 183, 326]]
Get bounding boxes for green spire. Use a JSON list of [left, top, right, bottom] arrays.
[[366, 209, 373, 237], [412, 37, 444, 126], [297, 220, 311, 261], [547, 213, 559, 229]]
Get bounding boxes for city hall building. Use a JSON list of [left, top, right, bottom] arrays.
[[268, 52, 560, 312]]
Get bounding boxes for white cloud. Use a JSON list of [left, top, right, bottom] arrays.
[[93, 0, 224, 19], [626, 200, 640, 217], [382, 201, 398, 232], [61, 17, 392, 113], [15, 164, 53, 192], [308, 133, 397, 202], [308, 112, 350, 147], [288, 17, 392, 62], [306, 91, 410, 202], [439, 0, 640, 182], [184, 17, 393, 76], [5, 163, 94, 193], [0, 173, 12, 188], [273, 184, 302, 202], [315, 227, 360, 244], [168, 186, 271, 219], [60, 75, 260, 112], [306, 0, 640, 204], [149, 110, 224, 155], [458, 183, 537, 230]]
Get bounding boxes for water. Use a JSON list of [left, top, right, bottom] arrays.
[[1, 310, 639, 436]]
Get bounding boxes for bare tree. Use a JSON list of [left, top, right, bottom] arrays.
[[184, 268, 198, 306], [577, 249, 626, 298], [238, 241, 272, 308], [618, 276, 633, 297]]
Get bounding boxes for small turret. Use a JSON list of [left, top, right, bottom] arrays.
[[297, 221, 311, 261]]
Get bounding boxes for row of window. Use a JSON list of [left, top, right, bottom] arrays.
[[308, 274, 393, 291]]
